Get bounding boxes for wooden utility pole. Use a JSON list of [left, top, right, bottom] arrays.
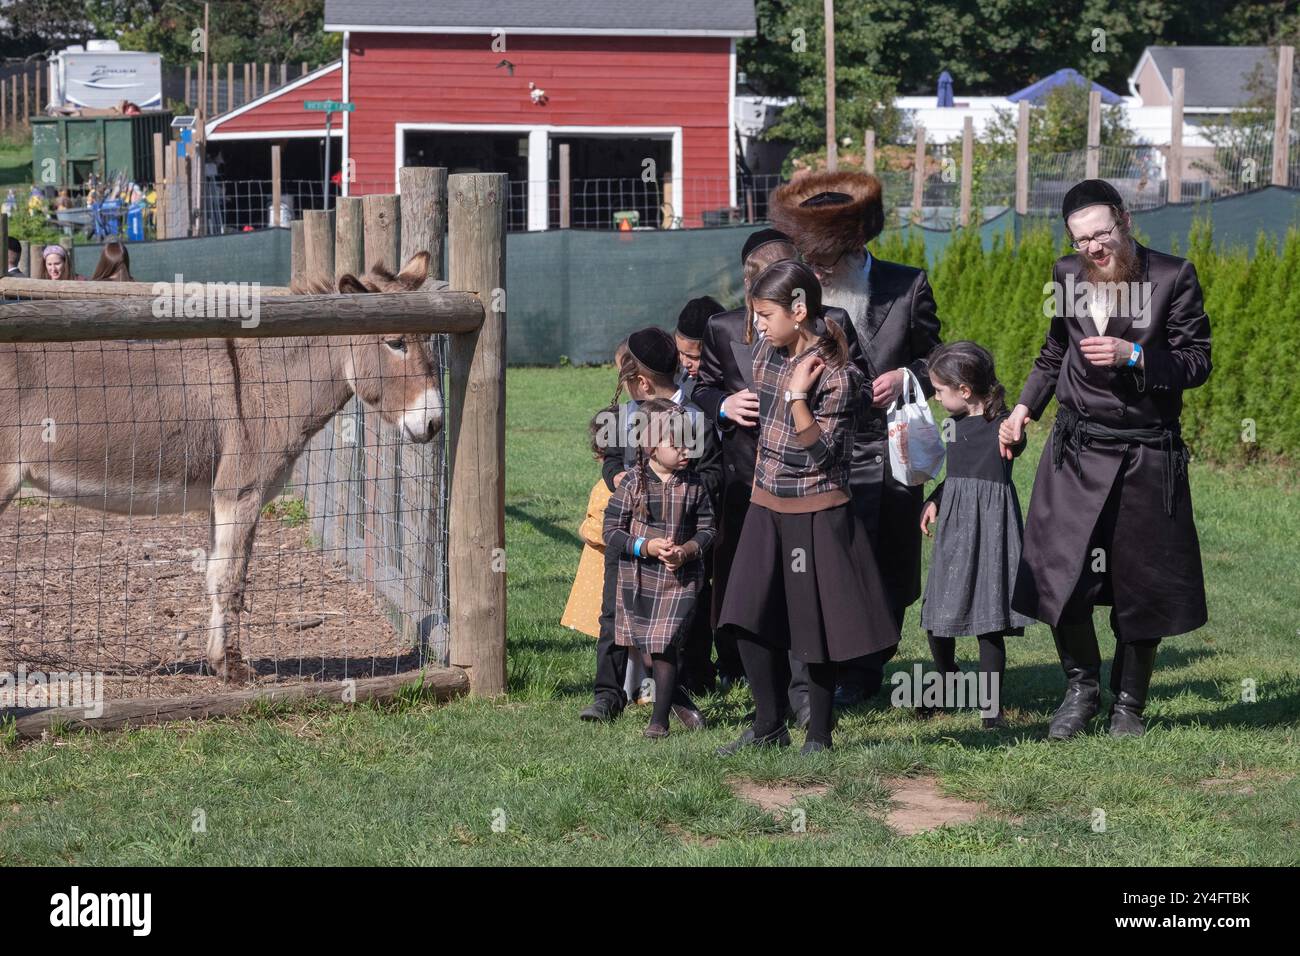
[[1169, 67, 1184, 202], [1086, 91, 1101, 179], [1273, 45, 1294, 186], [1015, 101, 1029, 215], [959, 116, 974, 227], [864, 129, 875, 174], [823, 0, 837, 172]]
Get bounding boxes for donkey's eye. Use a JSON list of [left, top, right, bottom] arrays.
[[385, 339, 407, 353]]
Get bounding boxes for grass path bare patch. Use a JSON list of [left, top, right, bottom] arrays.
[[882, 776, 1019, 835]]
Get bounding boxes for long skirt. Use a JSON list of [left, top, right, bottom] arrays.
[[718, 502, 899, 664]]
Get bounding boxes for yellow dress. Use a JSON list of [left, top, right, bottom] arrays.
[[560, 479, 612, 638]]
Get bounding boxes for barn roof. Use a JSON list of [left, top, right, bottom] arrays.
[[323, 0, 757, 36]]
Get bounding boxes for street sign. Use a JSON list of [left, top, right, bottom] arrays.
[[304, 100, 354, 112]]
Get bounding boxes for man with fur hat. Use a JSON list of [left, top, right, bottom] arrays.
[[1000, 179, 1211, 738], [769, 172, 943, 705]]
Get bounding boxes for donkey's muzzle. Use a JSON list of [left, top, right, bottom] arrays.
[[402, 387, 444, 444]]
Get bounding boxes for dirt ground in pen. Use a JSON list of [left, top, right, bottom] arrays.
[[0, 499, 420, 700]]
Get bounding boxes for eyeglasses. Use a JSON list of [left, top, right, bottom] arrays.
[[805, 253, 845, 276], [1069, 225, 1119, 251]]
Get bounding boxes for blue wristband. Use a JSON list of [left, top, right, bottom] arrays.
[[633, 536, 646, 557], [1127, 342, 1142, 368]]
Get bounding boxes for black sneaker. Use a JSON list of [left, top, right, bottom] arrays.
[[579, 698, 622, 723], [800, 738, 832, 755], [715, 724, 792, 756]]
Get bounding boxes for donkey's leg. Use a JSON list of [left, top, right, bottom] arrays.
[[205, 491, 263, 683]]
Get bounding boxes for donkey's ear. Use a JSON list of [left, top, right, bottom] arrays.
[[337, 274, 368, 295], [396, 251, 431, 289]]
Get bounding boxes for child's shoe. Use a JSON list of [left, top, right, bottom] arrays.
[[644, 723, 669, 739]]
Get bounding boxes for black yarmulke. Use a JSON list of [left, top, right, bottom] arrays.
[[676, 296, 723, 341], [799, 190, 854, 208], [627, 326, 679, 377], [1062, 178, 1124, 220], [740, 228, 792, 264]]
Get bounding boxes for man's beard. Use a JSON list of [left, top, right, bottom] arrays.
[[1080, 233, 1141, 285], [819, 251, 870, 328]]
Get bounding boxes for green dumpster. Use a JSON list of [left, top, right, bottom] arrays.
[[31, 111, 173, 190]]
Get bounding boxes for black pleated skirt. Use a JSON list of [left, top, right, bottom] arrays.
[[718, 502, 899, 664]]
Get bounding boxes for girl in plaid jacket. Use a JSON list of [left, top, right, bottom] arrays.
[[717, 259, 898, 755], [603, 398, 717, 738]]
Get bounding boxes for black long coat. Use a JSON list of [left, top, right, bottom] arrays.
[[1011, 242, 1211, 641], [836, 257, 944, 618]]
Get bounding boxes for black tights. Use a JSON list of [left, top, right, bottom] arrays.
[[926, 631, 1007, 713], [739, 638, 836, 745], [649, 648, 677, 728]]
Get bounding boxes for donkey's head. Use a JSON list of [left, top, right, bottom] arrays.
[[321, 252, 443, 444]]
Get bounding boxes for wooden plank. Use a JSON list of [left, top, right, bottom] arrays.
[[12, 665, 469, 738], [291, 218, 306, 281], [447, 172, 507, 695], [1274, 46, 1294, 186], [0, 288, 485, 340], [1, 278, 291, 299], [363, 193, 401, 273]]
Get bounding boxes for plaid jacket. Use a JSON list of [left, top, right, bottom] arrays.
[[751, 334, 863, 512], [603, 466, 716, 654]]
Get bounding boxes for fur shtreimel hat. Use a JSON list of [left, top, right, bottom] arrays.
[[676, 295, 724, 341], [768, 172, 885, 262], [627, 326, 679, 378]]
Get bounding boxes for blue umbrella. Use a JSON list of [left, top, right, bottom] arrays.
[[937, 70, 955, 107]]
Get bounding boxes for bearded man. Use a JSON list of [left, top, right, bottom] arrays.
[[769, 173, 943, 705], [1001, 179, 1212, 738]]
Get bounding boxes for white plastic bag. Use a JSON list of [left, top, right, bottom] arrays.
[[887, 367, 945, 486]]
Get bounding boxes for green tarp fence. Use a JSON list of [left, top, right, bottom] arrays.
[[56, 186, 1300, 365]]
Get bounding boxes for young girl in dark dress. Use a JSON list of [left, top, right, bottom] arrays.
[[604, 398, 717, 738], [919, 342, 1034, 727], [717, 260, 898, 755]]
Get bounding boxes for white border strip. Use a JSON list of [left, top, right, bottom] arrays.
[[207, 128, 344, 142], [342, 31, 351, 197], [728, 37, 737, 209]]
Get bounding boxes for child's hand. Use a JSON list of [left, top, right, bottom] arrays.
[[920, 501, 938, 537], [660, 545, 687, 570], [644, 537, 672, 559], [612, 471, 627, 487], [787, 355, 825, 395]]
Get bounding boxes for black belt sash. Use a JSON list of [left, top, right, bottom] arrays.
[[1051, 405, 1190, 517]]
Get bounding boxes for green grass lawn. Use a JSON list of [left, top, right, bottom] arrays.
[[1, 366, 1297, 865], [0, 134, 32, 188]]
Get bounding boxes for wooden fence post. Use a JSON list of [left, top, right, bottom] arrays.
[[304, 209, 335, 278], [271, 144, 282, 227], [1169, 67, 1185, 203], [865, 128, 875, 175], [19, 240, 30, 277], [1273, 45, 1294, 186], [23, 72, 30, 125], [959, 115, 974, 228], [363, 193, 401, 274], [290, 219, 306, 282], [400, 166, 448, 279], [334, 196, 365, 281], [153, 131, 167, 240], [1086, 91, 1101, 179], [1016, 100, 1030, 215], [0, 214, 7, 275], [558, 143, 571, 229], [911, 125, 926, 224], [227, 62, 234, 112], [31, 244, 47, 280], [447, 171, 507, 696], [2, 79, 7, 130], [185, 65, 191, 106]]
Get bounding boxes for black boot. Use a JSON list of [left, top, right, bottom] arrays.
[[1108, 641, 1158, 737], [1047, 620, 1101, 740]]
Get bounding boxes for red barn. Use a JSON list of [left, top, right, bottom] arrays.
[[206, 1, 755, 229]]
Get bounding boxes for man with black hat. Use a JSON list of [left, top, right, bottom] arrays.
[[1000, 178, 1211, 738], [770, 173, 943, 706], [580, 326, 723, 722], [694, 230, 799, 694], [5, 237, 22, 278]]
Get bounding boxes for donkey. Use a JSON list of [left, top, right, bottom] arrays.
[[0, 252, 443, 683]]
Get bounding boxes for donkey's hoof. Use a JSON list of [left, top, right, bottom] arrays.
[[214, 658, 256, 684]]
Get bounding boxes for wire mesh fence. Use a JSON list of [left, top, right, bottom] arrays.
[[0, 331, 449, 703]]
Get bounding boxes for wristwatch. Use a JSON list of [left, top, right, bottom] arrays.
[[785, 390, 808, 403]]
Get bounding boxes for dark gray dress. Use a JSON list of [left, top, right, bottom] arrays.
[[920, 411, 1035, 638]]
